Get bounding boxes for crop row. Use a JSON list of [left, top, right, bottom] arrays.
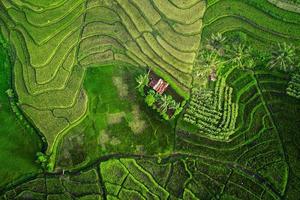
[[0, 169, 102, 199], [2, 155, 281, 199]]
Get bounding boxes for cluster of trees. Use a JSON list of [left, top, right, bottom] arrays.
[[197, 32, 299, 75], [136, 72, 185, 120], [36, 152, 54, 171], [145, 89, 184, 120]]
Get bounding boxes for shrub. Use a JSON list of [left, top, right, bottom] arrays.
[[36, 152, 48, 168], [145, 93, 156, 106]]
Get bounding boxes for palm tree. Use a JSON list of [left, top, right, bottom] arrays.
[[201, 51, 223, 68], [194, 51, 223, 78], [206, 33, 227, 54], [226, 43, 251, 69], [245, 58, 256, 69], [136, 73, 149, 93], [267, 42, 296, 72], [159, 95, 173, 113]]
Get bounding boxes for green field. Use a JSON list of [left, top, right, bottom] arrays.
[[0, 35, 42, 189], [0, 0, 300, 199], [55, 65, 174, 169]]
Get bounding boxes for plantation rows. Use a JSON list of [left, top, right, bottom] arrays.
[[268, 0, 300, 13], [175, 3, 300, 197], [184, 74, 238, 140], [0, 168, 104, 200], [0, 156, 281, 200]]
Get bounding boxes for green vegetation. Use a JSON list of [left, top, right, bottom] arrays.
[[0, 0, 300, 199], [177, 33, 300, 199], [268, 42, 299, 72], [0, 169, 103, 200], [136, 73, 149, 95], [0, 34, 42, 189], [287, 72, 300, 98], [144, 89, 184, 120], [136, 72, 185, 120], [55, 65, 174, 169]]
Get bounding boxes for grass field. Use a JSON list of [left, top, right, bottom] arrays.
[[56, 64, 174, 169], [0, 35, 42, 190]]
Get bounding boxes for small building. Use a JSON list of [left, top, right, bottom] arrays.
[[149, 75, 169, 94]]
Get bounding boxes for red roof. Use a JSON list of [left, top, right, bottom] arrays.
[[149, 78, 169, 94]]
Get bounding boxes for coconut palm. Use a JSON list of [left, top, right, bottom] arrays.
[[226, 43, 251, 69], [195, 51, 223, 78], [206, 33, 227, 53], [267, 42, 296, 72], [136, 73, 149, 92], [246, 58, 256, 69], [200, 51, 222, 68]]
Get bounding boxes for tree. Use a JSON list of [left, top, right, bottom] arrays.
[[194, 51, 224, 80], [5, 89, 14, 98], [206, 33, 227, 53], [267, 42, 297, 72], [136, 73, 149, 95], [36, 152, 49, 170], [145, 93, 156, 106], [245, 58, 256, 69], [226, 43, 251, 69], [200, 51, 223, 69]]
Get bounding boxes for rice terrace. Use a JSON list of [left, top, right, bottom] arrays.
[[0, 0, 300, 199]]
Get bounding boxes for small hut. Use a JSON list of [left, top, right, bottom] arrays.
[[148, 71, 169, 94]]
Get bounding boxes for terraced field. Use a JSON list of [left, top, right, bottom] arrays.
[[177, 66, 300, 199], [0, 0, 206, 155], [0, 0, 300, 199], [202, 0, 300, 49]]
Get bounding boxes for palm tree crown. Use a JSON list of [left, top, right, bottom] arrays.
[[226, 43, 251, 68], [207, 33, 227, 53], [268, 42, 296, 72]]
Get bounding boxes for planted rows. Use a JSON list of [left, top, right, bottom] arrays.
[[184, 76, 238, 140]]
